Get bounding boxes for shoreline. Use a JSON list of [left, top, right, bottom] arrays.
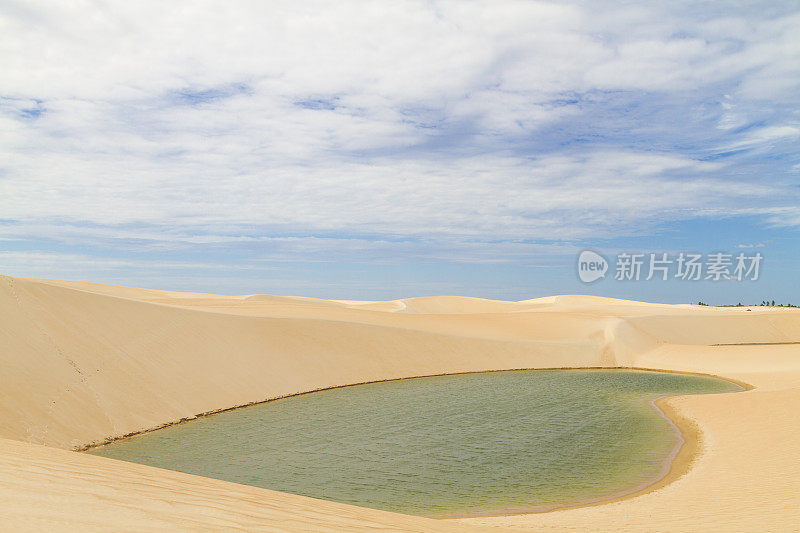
[[81, 367, 752, 519], [439, 380, 749, 519]]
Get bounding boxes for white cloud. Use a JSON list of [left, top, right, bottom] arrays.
[[0, 147, 774, 242], [754, 207, 800, 229], [720, 125, 800, 151], [1, 0, 799, 266]]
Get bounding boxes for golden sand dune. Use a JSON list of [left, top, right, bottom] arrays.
[[1, 275, 799, 531]]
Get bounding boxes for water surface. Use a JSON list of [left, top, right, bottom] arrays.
[[91, 369, 739, 516]]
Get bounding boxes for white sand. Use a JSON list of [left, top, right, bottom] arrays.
[[1, 275, 798, 531]]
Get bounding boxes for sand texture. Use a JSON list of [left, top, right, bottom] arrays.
[[1, 275, 799, 531]]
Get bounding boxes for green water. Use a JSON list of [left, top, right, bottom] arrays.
[[90, 370, 739, 516]]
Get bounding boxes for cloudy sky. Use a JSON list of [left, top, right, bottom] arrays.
[[1, 0, 799, 303]]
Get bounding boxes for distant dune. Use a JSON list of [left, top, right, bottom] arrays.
[[1, 276, 799, 531]]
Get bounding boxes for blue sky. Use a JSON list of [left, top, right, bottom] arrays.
[[1, 1, 799, 304]]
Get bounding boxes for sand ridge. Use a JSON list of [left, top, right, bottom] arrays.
[[1, 275, 799, 531]]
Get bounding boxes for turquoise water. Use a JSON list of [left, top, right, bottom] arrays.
[[90, 370, 739, 516]]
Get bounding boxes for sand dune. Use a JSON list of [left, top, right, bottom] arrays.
[[1, 275, 799, 531]]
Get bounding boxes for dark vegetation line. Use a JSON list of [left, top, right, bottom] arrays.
[[696, 300, 799, 308]]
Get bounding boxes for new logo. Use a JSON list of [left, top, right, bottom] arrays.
[[577, 250, 608, 283]]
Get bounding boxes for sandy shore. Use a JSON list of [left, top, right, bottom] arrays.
[[1, 275, 799, 531]]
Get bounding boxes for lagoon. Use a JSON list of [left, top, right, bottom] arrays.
[[90, 369, 739, 516]]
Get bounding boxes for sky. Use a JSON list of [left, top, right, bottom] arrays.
[[1, 0, 799, 304]]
